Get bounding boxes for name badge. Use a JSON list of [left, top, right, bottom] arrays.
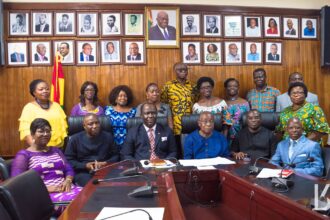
[[161, 137, 167, 142]]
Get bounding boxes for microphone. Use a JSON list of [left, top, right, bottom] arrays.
[[89, 159, 135, 175], [93, 174, 155, 198], [97, 208, 153, 220], [120, 166, 142, 176], [249, 157, 271, 174]]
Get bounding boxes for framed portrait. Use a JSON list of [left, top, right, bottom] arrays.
[[265, 41, 282, 64], [30, 41, 52, 66], [124, 13, 144, 36], [123, 40, 146, 64], [264, 16, 281, 38], [224, 41, 243, 65], [181, 41, 201, 65], [203, 14, 221, 37], [53, 40, 75, 65], [54, 12, 76, 36], [245, 41, 263, 64], [76, 41, 98, 65], [77, 12, 98, 37], [301, 17, 318, 39], [101, 12, 122, 37], [224, 15, 242, 38], [6, 41, 28, 66], [100, 40, 121, 64], [283, 17, 299, 39], [31, 12, 53, 36], [181, 13, 201, 36], [203, 42, 222, 65], [9, 11, 29, 36], [244, 16, 262, 38], [145, 7, 180, 48]]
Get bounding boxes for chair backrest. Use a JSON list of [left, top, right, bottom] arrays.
[[241, 112, 280, 131], [181, 114, 223, 134], [0, 202, 11, 220], [67, 116, 112, 135], [322, 147, 330, 179], [126, 116, 168, 130], [0, 169, 54, 220], [0, 159, 13, 181]]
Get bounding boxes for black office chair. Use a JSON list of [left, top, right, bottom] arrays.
[[126, 116, 168, 130], [67, 115, 112, 135], [322, 147, 330, 179], [0, 202, 11, 220], [241, 111, 280, 131], [0, 159, 13, 181], [0, 169, 54, 220]]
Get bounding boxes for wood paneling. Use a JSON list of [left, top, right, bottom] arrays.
[[0, 4, 329, 157]]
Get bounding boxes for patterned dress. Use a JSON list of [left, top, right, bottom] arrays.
[[246, 86, 280, 112], [276, 102, 330, 139], [104, 106, 136, 147], [161, 80, 198, 135], [227, 101, 250, 144], [11, 147, 82, 213], [70, 103, 104, 116]]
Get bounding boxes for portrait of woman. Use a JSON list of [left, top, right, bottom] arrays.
[[204, 42, 222, 65], [264, 16, 281, 37]]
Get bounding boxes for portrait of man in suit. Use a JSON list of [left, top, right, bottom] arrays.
[[34, 43, 48, 62], [80, 43, 94, 62], [120, 103, 177, 160], [58, 42, 73, 63], [148, 10, 176, 40], [206, 16, 219, 33], [8, 42, 27, 65], [58, 13, 73, 32], [10, 52, 25, 63], [126, 42, 141, 61], [285, 18, 297, 35], [35, 13, 49, 33], [267, 43, 280, 61]]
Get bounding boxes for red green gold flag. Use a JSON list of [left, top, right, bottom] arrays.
[[50, 52, 64, 107]]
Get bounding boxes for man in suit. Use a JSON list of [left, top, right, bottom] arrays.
[[270, 117, 324, 177], [35, 13, 49, 32], [59, 42, 73, 63], [59, 14, 72, 32], [276, 72, 319, 112], [149, 11, 176, 40], [127, 42, 141, 61], [10, 52, 25, 62], [285, 19, 296, 35], [121, 103, 177, 160], [34, 43, 48, 62], [206, 16, 219, 33], [267, 43, 280, 61], [80, 43, 94, 62]]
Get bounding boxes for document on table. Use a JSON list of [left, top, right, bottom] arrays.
[[140, 160, 175, 168], [257, 168, 294, 178], [179, 157, 236, 167], [95, 207, 164, 220]]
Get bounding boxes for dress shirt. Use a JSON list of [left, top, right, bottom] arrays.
[[143, 124, 156, 139], [288, 139, 298, 160], [246, 85, 280, 112]]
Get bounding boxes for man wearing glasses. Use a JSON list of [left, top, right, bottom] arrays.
[[184, 112, 229, 159]]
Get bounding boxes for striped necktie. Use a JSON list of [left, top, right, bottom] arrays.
[[164, 29, 170, 40], [148, 128, 157, 160]]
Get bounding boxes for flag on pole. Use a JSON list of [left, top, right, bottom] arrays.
[[50, 52, 64, 108], [147, 8, 153, 30]]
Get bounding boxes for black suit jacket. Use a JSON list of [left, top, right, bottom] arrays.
[[149, 25, 176, 40], [121, 123, 177, 160], [34, 53, 48, 61], [267, 53, 280, 61], [127, 53, 142, 61], [206, 27, 219, 33], [35, 24, 49, 32]]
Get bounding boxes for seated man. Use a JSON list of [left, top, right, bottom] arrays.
[[231, 109, 277, 160], [270, 117, 324, 177], [184, 112, 229, 159], [65, 113, 118, 186], [121, 103, 177, 160]]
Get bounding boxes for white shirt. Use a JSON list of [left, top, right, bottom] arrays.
[[144, 124, 157, 138]]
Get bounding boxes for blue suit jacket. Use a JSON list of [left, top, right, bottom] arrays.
[[120, 123, 177, 160], [80, 52, 94, 62], [149, 25, 176, 40], [10, 53, 25, 62], [270, 135, 324, 177]]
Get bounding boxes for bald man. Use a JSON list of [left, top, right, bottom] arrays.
[[270, 117, 323, 177], [149, 10, 176, 40]]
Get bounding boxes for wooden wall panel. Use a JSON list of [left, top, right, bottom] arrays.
[[0, 3, 329, 157]]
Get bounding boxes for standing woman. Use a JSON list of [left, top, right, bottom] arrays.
[[19, 79, 67, 147], [136, 83, 173, 129], [224, 78, 250, 144], [193, 76, 232, 136], [105, 85, 136, 148], [70, 81, 104, 116]]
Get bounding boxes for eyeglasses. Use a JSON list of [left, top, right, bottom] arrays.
[[176, 68, 188, 72]]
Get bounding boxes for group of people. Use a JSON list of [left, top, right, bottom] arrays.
[[8, 63, 330, 215]]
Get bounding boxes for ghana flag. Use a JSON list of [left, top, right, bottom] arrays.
[[50, 52, 64, 108]]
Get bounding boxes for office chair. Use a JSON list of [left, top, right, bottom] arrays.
[[0, 202, 11, 220], [0, 159, 13, 181], [67, 115, 113, 135], [322, 147, 330, 180], [0, 169, 54, 220], [241, 111, 280, 131], [126, 116, 168, 130]]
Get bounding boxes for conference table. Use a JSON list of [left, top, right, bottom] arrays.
[[58, 159, 330, 220]]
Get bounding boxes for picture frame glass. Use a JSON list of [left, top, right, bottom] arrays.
[[245, 42, 262, 63], [101, 40, 121, 63], [77, 41, 98, 64], [31, 41, 51, 65], [283, 17, 299, 38], [182, 14, 200, 35], [32, 12, 53, 35], [204, 42, 222, 64], [125, 13, 143, 36], [244, 16, 262, 37], [203, 15, 221, 36], [301, 18, 317, 38], [55, 12, 75, 35], [7, 42, 28, 65], [54, 41, 75, 64], [10, 12, 29, 35], [225, 42, 242, 63], [182, 42, 201, 64], [265, 42, 282, 63], [125, 41, 145, 63], [224, 16, 242, 37], [102, 13, 122, 35], [78, 13, 98, 36], [264, 16, 281, 37]]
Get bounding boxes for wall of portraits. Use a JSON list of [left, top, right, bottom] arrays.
[[0, 3, 329, 157]]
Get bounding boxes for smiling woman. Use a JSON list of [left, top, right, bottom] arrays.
[[18, 79, 68, 147]]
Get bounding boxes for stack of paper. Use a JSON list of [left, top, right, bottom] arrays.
[[257, 168, 294, 178], [179, 157, 236, 167]]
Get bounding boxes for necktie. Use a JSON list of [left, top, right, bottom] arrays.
[[86, 56, 89, 61], [16, 54, 21, 62], [164, 29, 170, 40], [148, 128, 157, 160], [289, 140, 297, 160]]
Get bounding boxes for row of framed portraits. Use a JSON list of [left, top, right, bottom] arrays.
[[6, 39, 284, 66], [8, 10, 318, 40]]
